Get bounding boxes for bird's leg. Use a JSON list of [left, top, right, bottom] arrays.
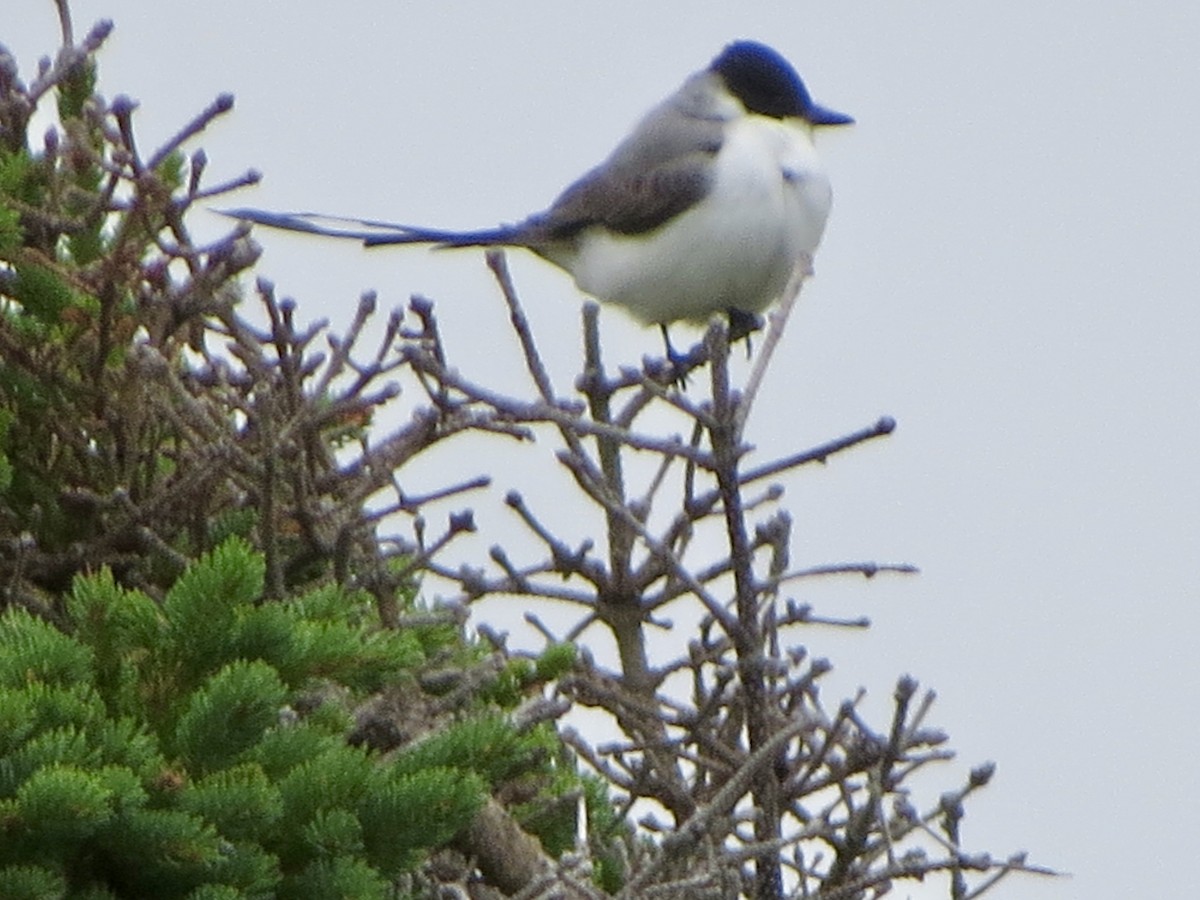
[[726, 308, 763, 357], [660, 324, 692, 388]]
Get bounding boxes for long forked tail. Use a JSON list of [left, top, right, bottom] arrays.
[[218, 208, 524, 249]]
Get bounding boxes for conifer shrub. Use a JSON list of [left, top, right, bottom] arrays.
[[0, 538, 565, 897]]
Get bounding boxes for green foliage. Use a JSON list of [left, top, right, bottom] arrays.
[[0, 410, 12, 493], [280, 856, 390, 900], [171, 660, 289, 773], [481, 642, 578, 708], [394, 714, 553, 787], [0, 608, 95, 687], [0, 541, 498, 897], [7, 262, 76, 323], [583, 774, 635, 893], [536, 641, 578, 680], [358, 768, 485, 875], [162, 538, 267, 691], [56, 59, 97, 120], [178, 763, 283, 843], [0, 865, 68, 900]]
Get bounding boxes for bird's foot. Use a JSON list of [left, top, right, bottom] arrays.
[[727, 308, 763, 357], [659, 324, 699, 389]]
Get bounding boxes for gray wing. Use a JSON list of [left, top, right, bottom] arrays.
[[534, 100, 725, 239]]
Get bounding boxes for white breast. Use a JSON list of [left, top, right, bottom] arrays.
[[569, 115, 833, 325]]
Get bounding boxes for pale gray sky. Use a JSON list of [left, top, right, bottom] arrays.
[[9, 3, 1200, 897]]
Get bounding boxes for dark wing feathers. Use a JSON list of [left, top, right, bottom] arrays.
[[542, 155, 714, 237], [539, 107, 722, 238]]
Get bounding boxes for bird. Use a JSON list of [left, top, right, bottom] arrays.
[[223, 40, 852, 373]]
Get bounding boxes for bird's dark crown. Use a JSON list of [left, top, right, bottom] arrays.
[[710, 40, 815, 119]]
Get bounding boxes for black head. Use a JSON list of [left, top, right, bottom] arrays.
[[711, 40, 853, 125]]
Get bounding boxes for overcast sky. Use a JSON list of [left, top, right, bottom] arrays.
[[9, 3, 1200, 897]]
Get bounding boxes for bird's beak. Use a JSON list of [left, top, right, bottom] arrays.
[[806, 103, 855, 126]]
